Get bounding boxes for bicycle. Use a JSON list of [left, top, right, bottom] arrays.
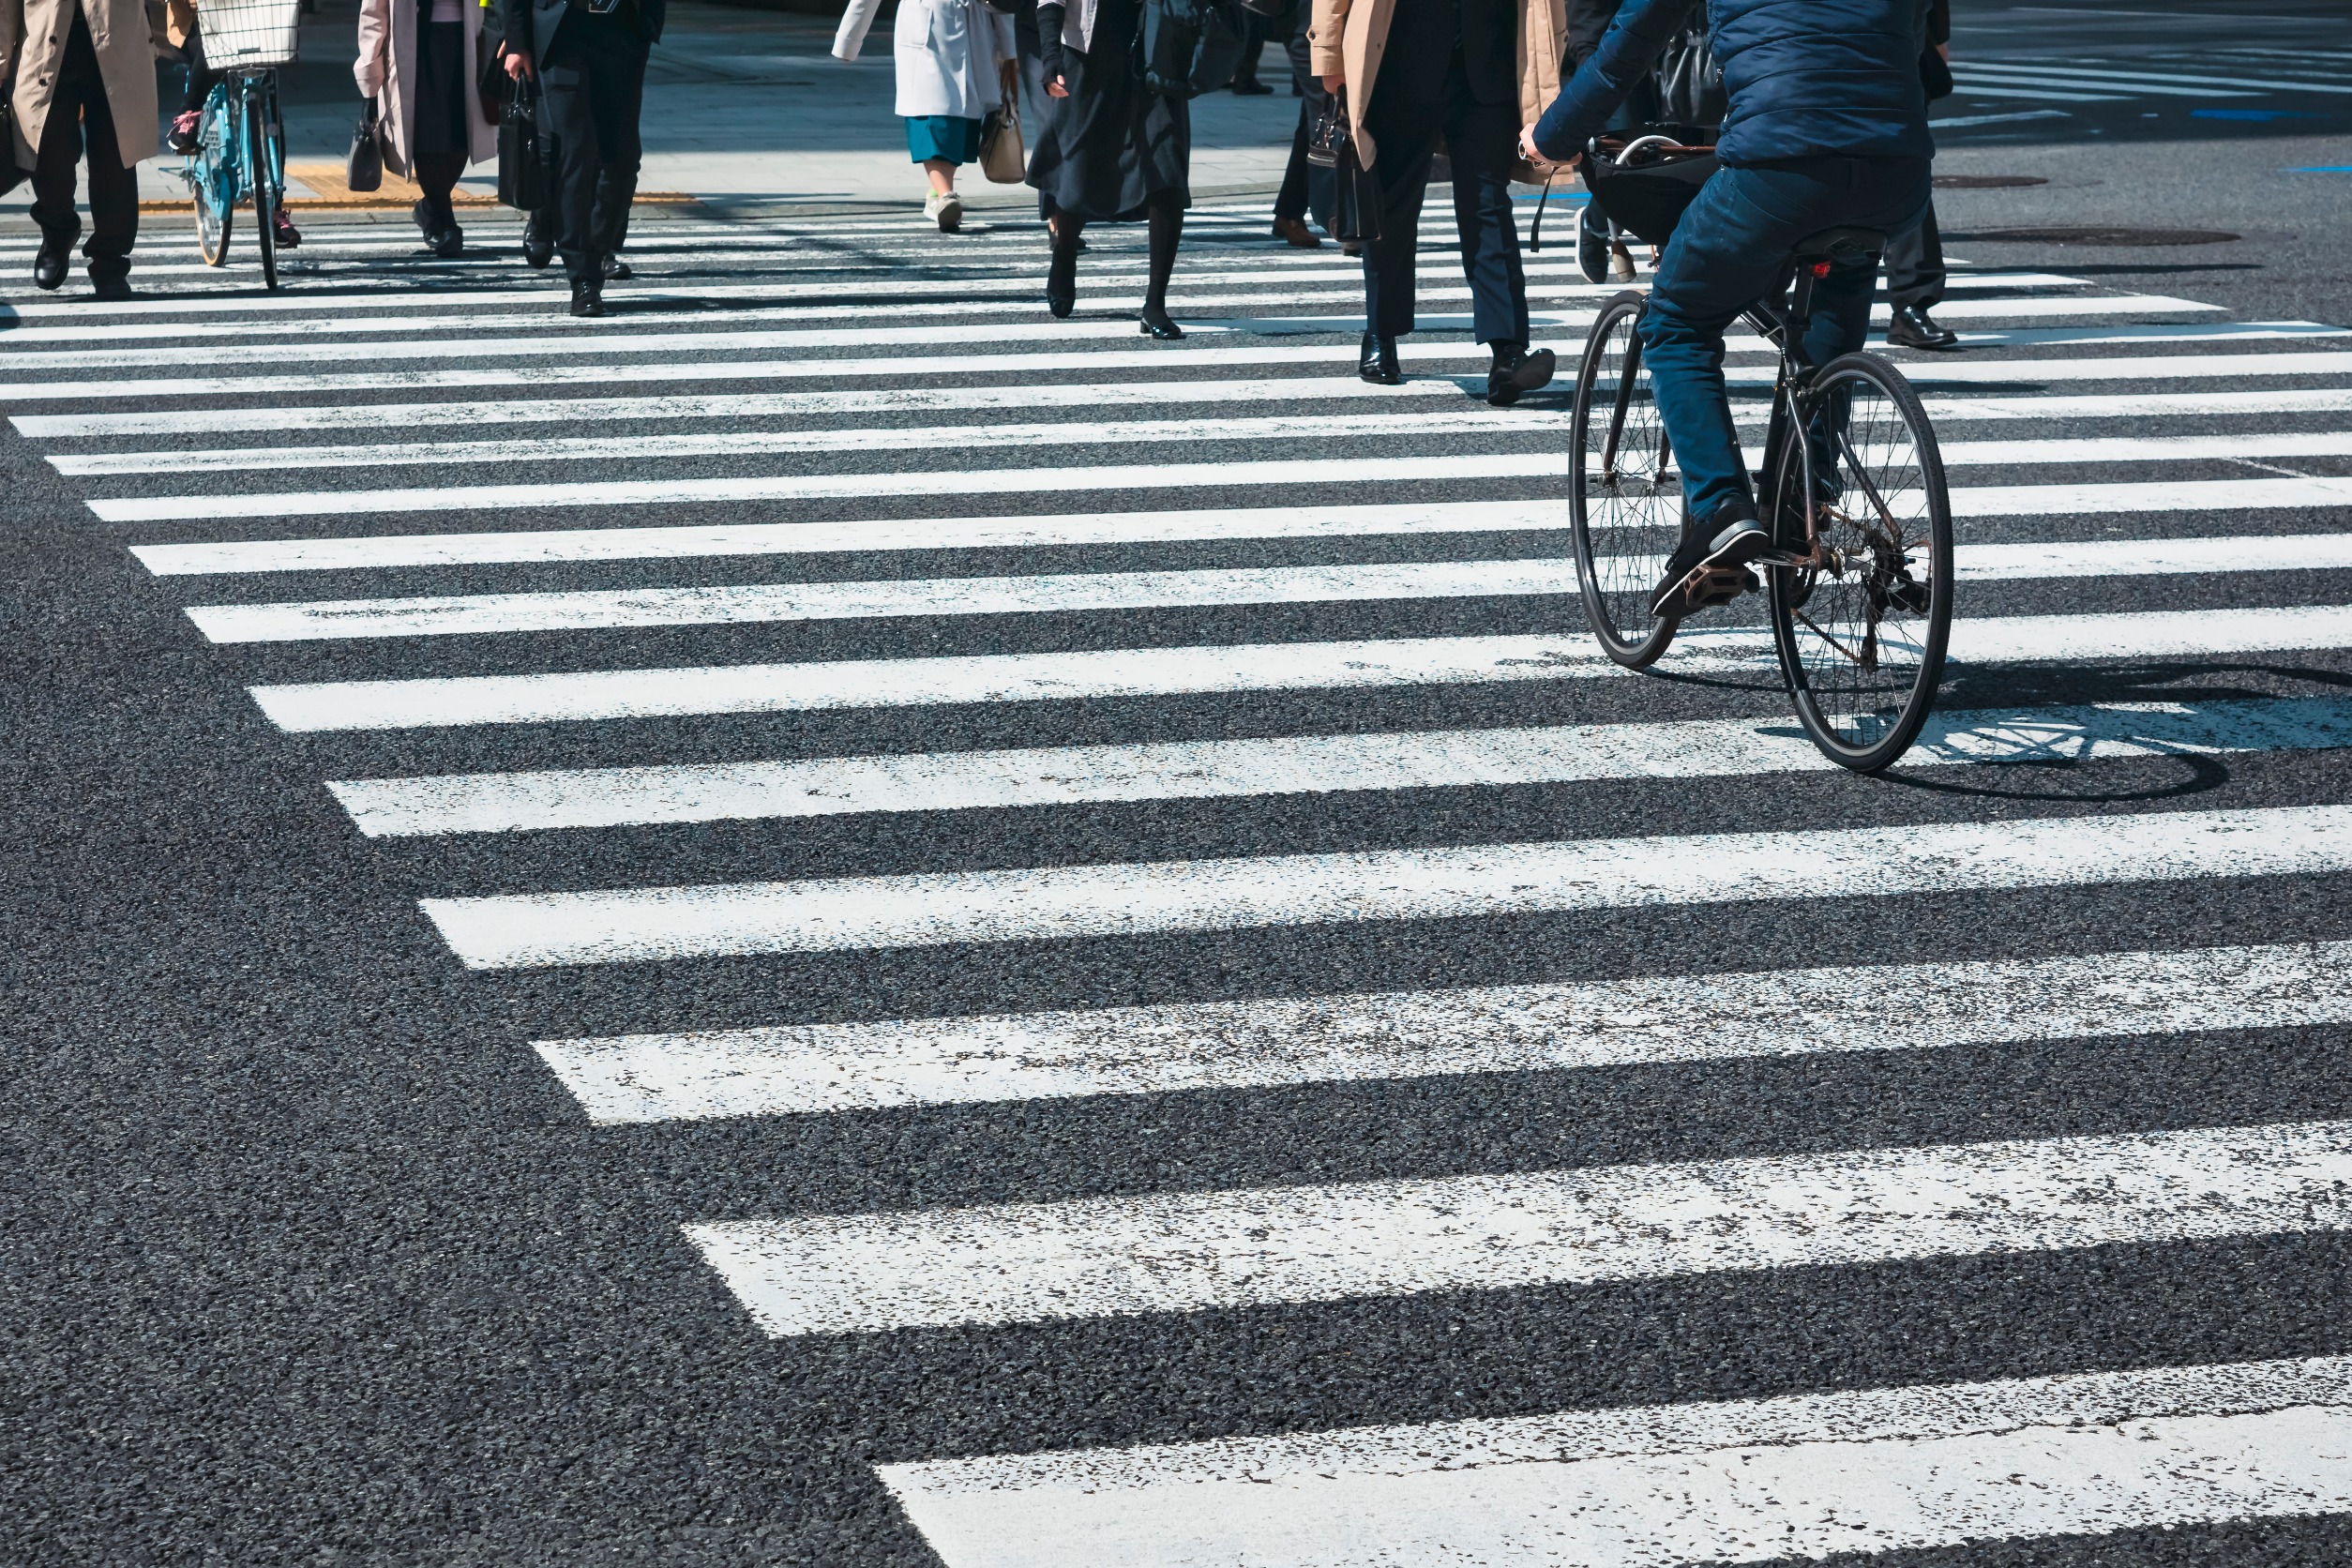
[[1565, 129, 1954, 774], [171, 0, 302, 289]]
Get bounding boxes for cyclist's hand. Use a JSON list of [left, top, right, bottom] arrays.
[[1518, 125, 1570, 174]]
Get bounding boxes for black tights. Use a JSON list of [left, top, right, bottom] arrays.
[[415, 149, 466, 215], [1051, 190, 1185, 309]]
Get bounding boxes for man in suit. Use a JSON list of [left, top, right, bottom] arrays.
[[504, 0, 664, 315], [1312, 0, 1563, 405], [1884, 0, 1955, 348]]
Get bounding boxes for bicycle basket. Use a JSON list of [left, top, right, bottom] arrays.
[[1580, 123, 1718, 247], [202, 0, 303, 70]]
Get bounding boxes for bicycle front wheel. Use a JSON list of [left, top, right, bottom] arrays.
[[193, 93, 234, 265], [248, 92, 279, 291], [1766, 350, 1954, 772], [1568, 289, 1680, 669]]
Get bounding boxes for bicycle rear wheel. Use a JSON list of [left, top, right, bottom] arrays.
[[1765, 350, 1953, 772], [193, 92, 234, 265], [248, 92, 279, 291], [1568, 289, 1679, 668]]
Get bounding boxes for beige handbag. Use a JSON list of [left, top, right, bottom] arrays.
[[979, 95, 1024, 184]]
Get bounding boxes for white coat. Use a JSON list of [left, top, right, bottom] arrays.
[[354, 0, 499, 177], [833, 0, 1013, 122]]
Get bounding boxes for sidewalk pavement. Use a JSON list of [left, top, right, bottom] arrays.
[[0, 0, 1302, 231]]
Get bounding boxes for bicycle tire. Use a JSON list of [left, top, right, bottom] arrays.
[[1567, 289, 1680, 669], [193, 91, 234, 266], [249, 92, 279, 292], [1765, 350, 1953, 772]]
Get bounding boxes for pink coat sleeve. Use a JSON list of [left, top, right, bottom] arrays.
[[354, 0, 390, 98]]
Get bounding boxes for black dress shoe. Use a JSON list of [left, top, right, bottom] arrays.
[[601, 255, 631, 280], [32, 243, 67, 291], [90, 271, 132, 302], [1358, 330, 1401, 384], [522, 219, 555, 269], [1140, 302, 1184, 339], [1046, 243, 1078, 318], [1886, 303, 1959, 350], [568, 278, 604, 317], [1485, 343, 1558, 407], [432, 223, 464, 260]]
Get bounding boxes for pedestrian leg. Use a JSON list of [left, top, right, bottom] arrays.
[[1142, 190, 1184, 337]]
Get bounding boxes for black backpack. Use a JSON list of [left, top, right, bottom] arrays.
[[1653, 25, 1726, 126], [1134, 0, 1245, 98]]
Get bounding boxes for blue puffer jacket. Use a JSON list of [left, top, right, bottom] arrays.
[[1531, 0, 1932, 167]]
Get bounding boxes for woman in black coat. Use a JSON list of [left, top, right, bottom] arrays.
[[1029, 0, 1190, 339]]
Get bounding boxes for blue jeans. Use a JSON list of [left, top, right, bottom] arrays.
[[1641, 156, 1932, 530]]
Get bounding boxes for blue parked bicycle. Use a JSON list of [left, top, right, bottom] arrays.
[[171, 0, 302, 289]]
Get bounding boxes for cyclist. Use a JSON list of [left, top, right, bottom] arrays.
[[164, 8, 303, 249], [1520, 0, 1933, 619]]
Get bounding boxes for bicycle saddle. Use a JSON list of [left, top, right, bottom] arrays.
[[1791, 226, 1887, 260]]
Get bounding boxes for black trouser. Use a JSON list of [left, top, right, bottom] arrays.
[[1274, 15, 1332, 229], [1884, 199, 1944, 310], [1360, 47, 1525, 343], [31, 9, 137, 281], [541, 9, 648, 281]]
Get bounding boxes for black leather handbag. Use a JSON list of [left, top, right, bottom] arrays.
[[1321, 94, 1380, 246], [346, 98, 384, 192], [497, 74, 553, 210]]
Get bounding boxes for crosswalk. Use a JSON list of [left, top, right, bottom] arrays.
[[20, 200, 2352, 1563]]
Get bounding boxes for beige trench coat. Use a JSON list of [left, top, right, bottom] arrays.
[[354, 0, 497, 177], [1307, 0, 1564, 171], [0, 0, 166, 172]]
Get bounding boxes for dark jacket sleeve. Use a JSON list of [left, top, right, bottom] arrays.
[[1927, 0, 1949, 47], [1563, 0, 1619, 69], [502, 0, 535, 59], [1530, 0, 1697, 159]]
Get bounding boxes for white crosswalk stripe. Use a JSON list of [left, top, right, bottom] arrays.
[[32, 213, 2352, 1564]]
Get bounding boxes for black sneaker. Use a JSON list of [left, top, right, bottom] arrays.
[[1576, 201, 1612, 287], [1651, 505, 1771, 618]]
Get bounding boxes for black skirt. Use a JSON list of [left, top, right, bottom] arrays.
[[1026, 0, 1190, 221], [412, 19, 469, 158]]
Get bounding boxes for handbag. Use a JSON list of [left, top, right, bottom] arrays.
[[1324, 95, 1380, 246], [346, 98, 384, 193], [497, 72, 553, 210], [979, 97, 1025, 183], [476, 30, 507, 123], [1134, 0, 1244, 98], [1653, 26, 1726, 127]]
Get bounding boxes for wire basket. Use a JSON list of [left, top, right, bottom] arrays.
[[201, 0, 303, 70]]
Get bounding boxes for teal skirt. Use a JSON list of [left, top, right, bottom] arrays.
[[907, 115, 985, 165]]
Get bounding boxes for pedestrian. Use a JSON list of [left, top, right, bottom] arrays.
[[1028, 0, 1193, 339], [503, 0, 664, 316], [833, 0, 1018, 234], [1228, 7, 1272, 94], [1270, 1, 1332, 247], [0, 0, 159, 299], [357, 0, 499, 257], [1311, 0, 1563, 403], [1885, 0, 1956, 349]]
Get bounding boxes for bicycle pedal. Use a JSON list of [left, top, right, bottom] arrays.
[[1753, 549, 1809, 569], [1662, 563, 1757, 618]]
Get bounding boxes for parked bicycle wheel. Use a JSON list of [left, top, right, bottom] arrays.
[[1765, 350, 1953, 772], [248, 91, 279, 291], [193, 90, 235, 266], [1568, 290, 1680, 669]]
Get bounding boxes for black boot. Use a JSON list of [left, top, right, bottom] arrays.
[[1046, 241, 1078, 318], [1358, 330, 1400, 384]]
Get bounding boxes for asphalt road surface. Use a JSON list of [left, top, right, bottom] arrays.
[[9, 23, 2352, 1566]]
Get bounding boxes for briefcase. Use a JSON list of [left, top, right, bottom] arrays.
[[497, 74, 553, 210]]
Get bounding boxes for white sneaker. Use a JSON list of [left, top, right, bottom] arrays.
[[925, 189, 962, 233]]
